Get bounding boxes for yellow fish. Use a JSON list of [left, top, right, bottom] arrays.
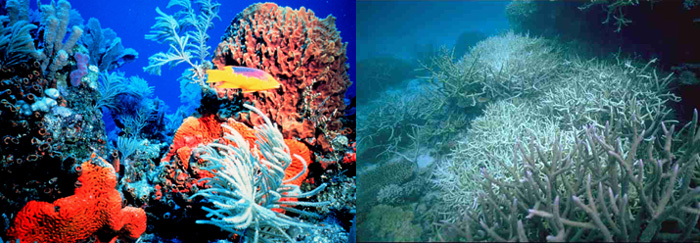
[[206, 66, 281, 93]]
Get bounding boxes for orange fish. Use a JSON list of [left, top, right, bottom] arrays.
[[205, 66, 281, 92]]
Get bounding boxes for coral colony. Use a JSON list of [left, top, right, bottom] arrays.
[[0, 0, 355, 242], [357, 1, 700, 242]]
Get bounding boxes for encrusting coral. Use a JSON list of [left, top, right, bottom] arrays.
[[6, 153, 147, 243]]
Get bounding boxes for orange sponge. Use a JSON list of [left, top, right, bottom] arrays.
[[7, 153, 147, 243]]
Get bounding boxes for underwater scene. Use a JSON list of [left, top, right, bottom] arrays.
[[0, 0, 355, 242], [357, 1, 700, 242]]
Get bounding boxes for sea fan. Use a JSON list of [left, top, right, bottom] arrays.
[[0, 20, 38, 67]]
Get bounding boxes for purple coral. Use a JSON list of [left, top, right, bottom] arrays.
[[70, 52, 89, 86]]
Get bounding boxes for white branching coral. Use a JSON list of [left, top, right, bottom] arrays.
[[191, 104, 329, 242]]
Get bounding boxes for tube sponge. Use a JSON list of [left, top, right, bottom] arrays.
[[5, 0, 29, 25], [62, 25, 83, 54], [48, 49, 69, 73], [54, 0, 71, 51]]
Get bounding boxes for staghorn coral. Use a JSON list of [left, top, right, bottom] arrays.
[[430, 50, 693, 241], [451, 110, 700, 242], [422, 32, 562, 111], [212, 2, 351, 153], [433, 99, 577, 219], [539, 56, 679, 133], [357, 156, 417, 222], [7, 153, 147, 243], [430, 38, 680, 227], [357, 85, 437, 160], [191, 104, 329, 242]]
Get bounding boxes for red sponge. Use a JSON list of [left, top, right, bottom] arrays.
[[7, 153, 147, 243]]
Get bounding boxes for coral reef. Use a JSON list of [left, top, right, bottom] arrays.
[[357, 157, 416, 216], [7, 153, 146, 243], [423, 32, 562, 110], [0, 0, 354, 241], [81, 17, 138, 72], [145, 112, 317, 240], [1, 0, 146, 240], [450, 111, 700, 241], [155, 113, 313, 207], [358, 204, 422, 242], [431, 34, 680, 227], [433, 99, 576, 217], [425, 32, 684, 241], [212, 2, 351, 154], [191, 104, 329, 242], [357, 86, 436, 160]]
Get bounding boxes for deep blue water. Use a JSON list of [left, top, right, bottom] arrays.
[[356, 1, 509, 61], [30, 0, 356, 113]]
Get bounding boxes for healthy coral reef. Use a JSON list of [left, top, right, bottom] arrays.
[[145, 110, 319, 241], [190, 104, 330, 242], [212, 2, 352, 154], [7, 153, 146, 243], [0, 0, 109, 233], [140, 3, 356, 240], [1, 0, 157, 241], [157, 114, 310, 197]]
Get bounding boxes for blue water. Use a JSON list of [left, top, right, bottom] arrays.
[[356, 1, 508, 61], [32, 0, 356, 113]]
